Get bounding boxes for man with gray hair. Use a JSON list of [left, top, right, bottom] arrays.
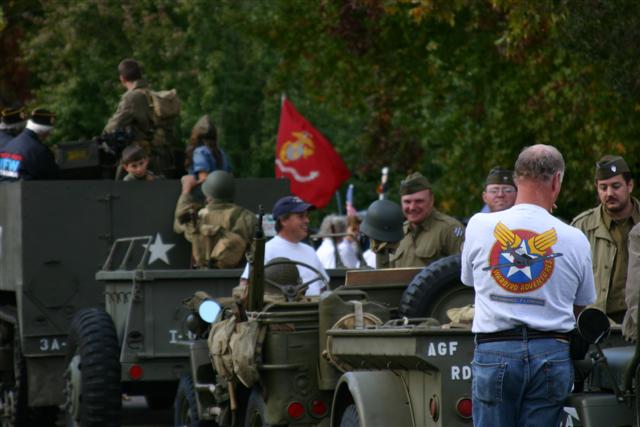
[[461, 144, 595, 426], [0, 108, 59, 181]]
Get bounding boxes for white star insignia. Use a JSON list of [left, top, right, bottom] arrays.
[[502, 242, 532, 279], [143, 233, 174, 265]]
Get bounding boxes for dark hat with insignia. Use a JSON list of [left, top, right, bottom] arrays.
[[485, 167, 515, 187], [29, 108, 56, 127], [400, 172, 431, 195], [595, 155, 630, 180], [0, 106, 27, 129], [121, 144, 147, 164]]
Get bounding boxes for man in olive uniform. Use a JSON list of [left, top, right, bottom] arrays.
[[104, 58, 171, 176], [390, 172, 464, 268], [482, 167, 517, 213], [174, 170, 256, 268], [572, 155, 640, 323], [0, 106, 27, 149]]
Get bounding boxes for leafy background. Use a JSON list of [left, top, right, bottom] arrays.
[[2, 0, 640, 221]]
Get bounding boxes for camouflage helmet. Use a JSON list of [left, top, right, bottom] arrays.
[[360, 199, 404, 243], [265, 257, 300, 291], [191, 114, 216, 140], [202, 170, 235, 201]]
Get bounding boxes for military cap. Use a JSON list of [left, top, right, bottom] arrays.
[[485, 167, 515, 187], [400, 172, 431, 196], [595, 155, 630, 180], [121, 144, 147, 164], [0, 106, 26, 129], [29, 108, 56, 127]]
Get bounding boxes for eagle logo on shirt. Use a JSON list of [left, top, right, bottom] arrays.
[[483, 222, 563, 293]]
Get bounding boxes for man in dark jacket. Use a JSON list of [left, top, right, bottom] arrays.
[[0, 108, 59, 181]]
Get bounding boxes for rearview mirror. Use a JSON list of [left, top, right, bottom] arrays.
[[577, 308, 610, 344], [198, 300, 222, 324]]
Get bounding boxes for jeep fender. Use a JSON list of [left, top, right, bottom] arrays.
[[331, 371, 413, 427]]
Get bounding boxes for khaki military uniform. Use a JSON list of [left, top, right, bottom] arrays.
[[622, 223, 640, 341], [104, 79, 153, 142], [390, 209, 464, 268], [175, 194, 256, 268], [571, 198, 640, 318]]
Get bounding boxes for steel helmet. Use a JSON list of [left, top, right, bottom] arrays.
[[202, 170, 235, 202], [360, 199, 404, 242]]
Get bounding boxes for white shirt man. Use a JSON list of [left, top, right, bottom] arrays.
[[241, 196, 328, 296]]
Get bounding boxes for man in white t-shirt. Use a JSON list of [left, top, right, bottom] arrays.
[[240, 196, 329, 296], [461, 144, 596, 427]]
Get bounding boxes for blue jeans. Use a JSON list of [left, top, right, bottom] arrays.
[[472, 335, 572, 427]]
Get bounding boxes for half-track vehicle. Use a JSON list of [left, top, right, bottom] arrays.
[[0, 177, 291, 426]]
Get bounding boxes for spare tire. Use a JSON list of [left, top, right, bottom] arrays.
[[398, 254, 474, 323]]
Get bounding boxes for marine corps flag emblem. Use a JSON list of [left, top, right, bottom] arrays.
[[276, 97, 350, 208]]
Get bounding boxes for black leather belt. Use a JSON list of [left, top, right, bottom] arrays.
[[476, 327, 569, 344]]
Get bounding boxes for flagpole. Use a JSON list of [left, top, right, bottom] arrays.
[[335, 190, 343, 215]]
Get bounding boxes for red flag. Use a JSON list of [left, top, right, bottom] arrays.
[[275, 98, 350, 208]]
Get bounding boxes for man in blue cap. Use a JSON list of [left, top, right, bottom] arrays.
[[240, 195, 328, 296]]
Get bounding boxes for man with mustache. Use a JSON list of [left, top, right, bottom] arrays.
[[572, 155, 640, 323]]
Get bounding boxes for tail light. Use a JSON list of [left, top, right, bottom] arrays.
[[287, 401, 305, 419], [310, 399, 328, 417], [456, 397, 472, 419], [429, 395, 439, 421], [128, 364, 143, 380]]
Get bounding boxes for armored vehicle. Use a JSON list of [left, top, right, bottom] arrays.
[[0, 178, 289, 425]]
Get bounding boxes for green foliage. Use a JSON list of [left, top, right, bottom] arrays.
[[6, 0, 640, 220]]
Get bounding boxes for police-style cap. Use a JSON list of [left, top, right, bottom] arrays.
[[400, 172, 431, 195], [121, 144, 147, 164], [0, 106, 26, 128], [485, 167, 515, 187], [272, 196, 313, 221], [29, 108, 56, 127], [595, 155, 630, 180]]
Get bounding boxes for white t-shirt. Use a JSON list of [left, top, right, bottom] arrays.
[[316, 238, 360, 269], [461, 203, 596, 333], [363, 249, 376, 268], [241, 235, 329, 296]]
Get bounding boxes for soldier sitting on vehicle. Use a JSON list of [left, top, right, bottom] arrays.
[[360, 199, 405, 268], [174, 170, 256, 269]]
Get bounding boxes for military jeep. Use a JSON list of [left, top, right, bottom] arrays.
[[174, 214, 475, 427]]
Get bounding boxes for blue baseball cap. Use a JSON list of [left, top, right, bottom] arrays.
[[272, 196, 313, 221]]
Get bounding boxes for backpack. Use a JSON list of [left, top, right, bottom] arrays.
[[139, 88, 181, 176], [147, 89, 180, 127]]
